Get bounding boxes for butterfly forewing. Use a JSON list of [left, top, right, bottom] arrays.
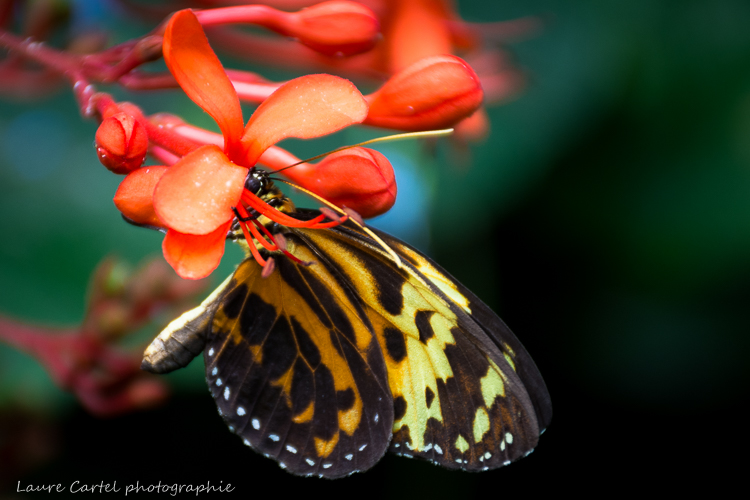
[[204, 254, 393, 478], [377, 231, 553, 434], [291, 218, 551, 471]]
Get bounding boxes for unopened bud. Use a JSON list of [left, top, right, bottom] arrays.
[[287, 1, 379, 56], [284, 147, 396, 219], [365, 55, 484, 131], [95, 112, 148, 174]]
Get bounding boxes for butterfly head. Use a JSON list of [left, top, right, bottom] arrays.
[[243, 167, 270, 197]]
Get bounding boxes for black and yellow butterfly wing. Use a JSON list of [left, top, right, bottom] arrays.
[[142, 210, 551, 477], [203, 247, 394, 478], [290, 216, 551, 471]]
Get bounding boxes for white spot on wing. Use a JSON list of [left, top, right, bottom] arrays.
[[434, 444, 443, 454], [374, 413, 379, 423], [224, 387, 230, 400], [306, 458, 315, 466], [252, 418, 260, 430], [208, 348, 214, 356], [359, 444, 367, 451], [505, 432, 513, 444], [286, 445, 297, 454], [211, 367, 218, 376], [216, 378, 223, 386], [237, 406, 245, 416], [485, 451, 491, 459], [269, 434, 280, 442], [345, 454, 353, 460], [323, 463, 332, 469]]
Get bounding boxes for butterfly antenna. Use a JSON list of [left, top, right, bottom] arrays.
[[273, 129, 454, 175], [273, 178, 403, 269]]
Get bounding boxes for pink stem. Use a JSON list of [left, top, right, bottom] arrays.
[[195, 5, 285, 27], [0, 316, 79, 389], [118, 71, 180, 90], [171, 123, 224, 147], [149, 146, 181, 165], [258, 145, 303, 171], [233, 79, 279, 102], [0, 29, 82, 73], [206, 27, 386, 80]]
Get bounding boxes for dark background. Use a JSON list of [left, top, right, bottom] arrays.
[[2, 0, 749, 496]]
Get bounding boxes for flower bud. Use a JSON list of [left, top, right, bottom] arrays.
[[287, 1, 379, 56], [365, 55, 484, 131], [283, 147, 396, 219], [95, 112, 148, 174]]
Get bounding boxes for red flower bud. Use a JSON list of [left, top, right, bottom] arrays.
[[287, 1, 380, 57], [365, 55, 484, 131], [282, 147, 396, 219], [95, 112, 148, 174]]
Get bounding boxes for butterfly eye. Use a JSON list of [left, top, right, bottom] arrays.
[[243, 170, 267, 195]]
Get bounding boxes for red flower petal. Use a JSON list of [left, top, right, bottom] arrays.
[[113, 166, 168, 227], [384, 0, 452, 73], [240, 74, 368, 166], [164, 10, 245, 158], [162, 222, 230, 279], [153, 145, 247, 235]]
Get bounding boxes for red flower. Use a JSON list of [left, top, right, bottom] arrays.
[[115, 9, 371, 279]]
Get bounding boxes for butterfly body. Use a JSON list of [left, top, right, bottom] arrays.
[[142, 178, 551, 478]]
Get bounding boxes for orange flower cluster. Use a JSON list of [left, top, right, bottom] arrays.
[[90, 3, 485, 279], [191, 0, 538, 140]]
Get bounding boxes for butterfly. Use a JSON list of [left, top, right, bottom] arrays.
[[141, 170, 552, 479]]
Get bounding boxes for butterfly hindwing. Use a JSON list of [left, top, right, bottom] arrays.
[[204, 249, 394, 478], [291, 216, 551, 470]]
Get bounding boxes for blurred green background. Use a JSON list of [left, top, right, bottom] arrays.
[[2, 0, 749, 496]]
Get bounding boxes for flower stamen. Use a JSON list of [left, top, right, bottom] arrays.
[[232, 205, 267, 267], [233, 200, 311, 267], [240, 190, 349, 229]]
